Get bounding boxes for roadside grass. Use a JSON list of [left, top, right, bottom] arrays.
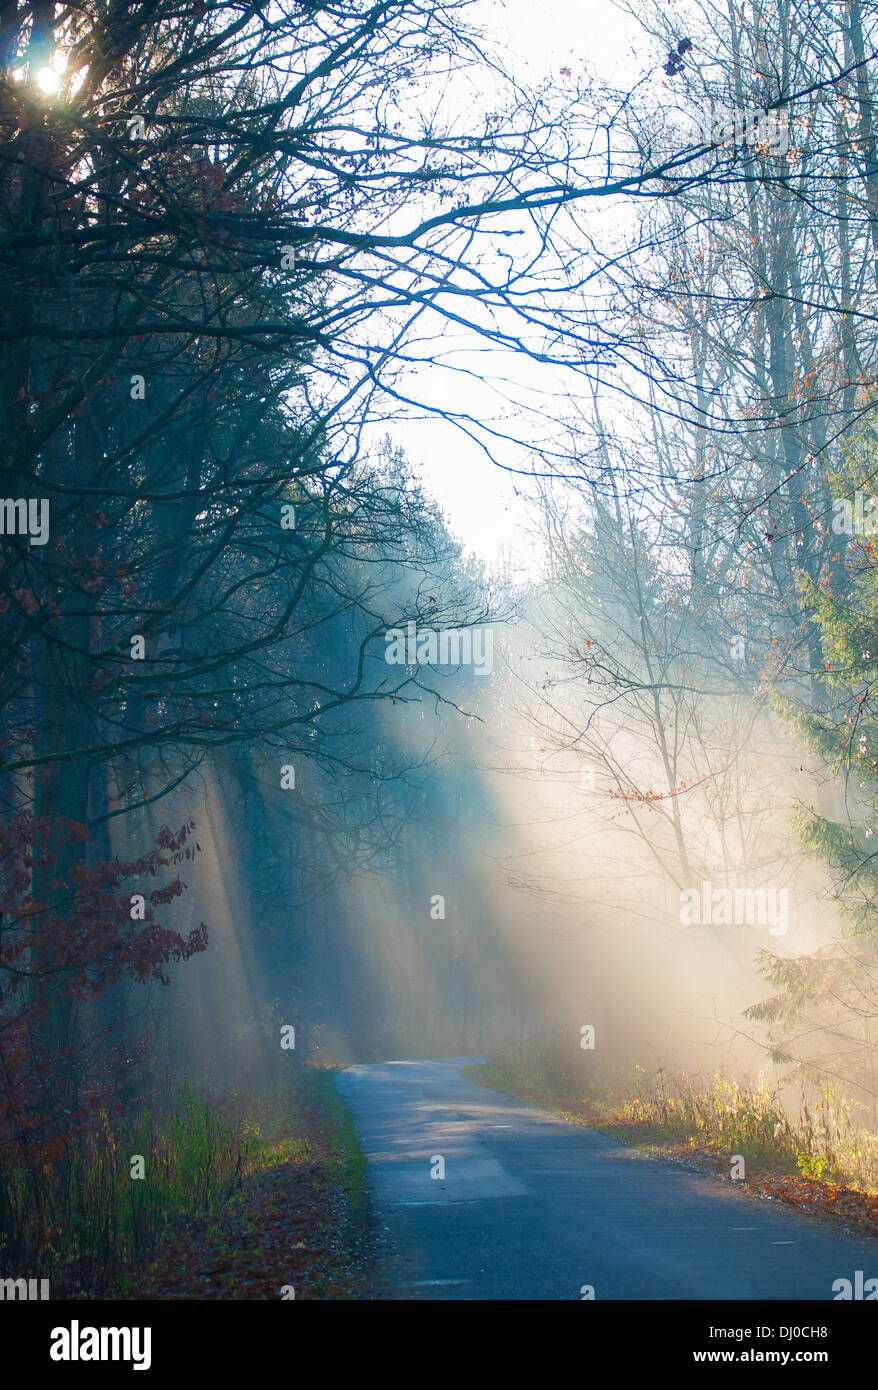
[[463, 1055, 878, 1237], [1, 1067, 372, 1299], [129, 1065, 373, 1300]]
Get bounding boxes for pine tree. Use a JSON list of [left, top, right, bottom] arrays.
[[755, 418, 878, 1107]]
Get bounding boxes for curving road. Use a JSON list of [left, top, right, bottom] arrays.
[[334, 1056, 877, 1300]]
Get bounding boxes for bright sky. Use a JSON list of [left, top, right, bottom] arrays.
[[403, 0, 642, 574]]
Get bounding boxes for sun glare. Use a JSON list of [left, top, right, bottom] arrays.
[[36, 66, 61, 95]]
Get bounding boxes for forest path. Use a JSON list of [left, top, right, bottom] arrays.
[[335, 1057, 875, 1300]]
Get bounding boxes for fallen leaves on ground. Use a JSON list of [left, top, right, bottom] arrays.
[[125, 1094, 372, 1300], [744, 1172, 878, 1232]]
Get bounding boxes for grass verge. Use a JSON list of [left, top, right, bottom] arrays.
[[127, 1067, 373, 1300], [1, 1066, 373, 1299]]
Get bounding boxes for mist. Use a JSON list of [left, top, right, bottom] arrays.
[[3, 0, 878, 1329]]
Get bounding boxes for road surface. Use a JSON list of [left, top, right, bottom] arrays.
[[334, 1056, 877, 1300]]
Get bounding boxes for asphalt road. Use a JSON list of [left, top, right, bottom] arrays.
[[334, 1056, 877, 1300]]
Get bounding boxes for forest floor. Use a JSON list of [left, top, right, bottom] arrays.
[[126, 1069, 376, 1300], [464, 1061, 878, 1242]]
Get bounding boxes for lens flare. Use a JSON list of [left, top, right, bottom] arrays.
[[36, 67, 61, 95]]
